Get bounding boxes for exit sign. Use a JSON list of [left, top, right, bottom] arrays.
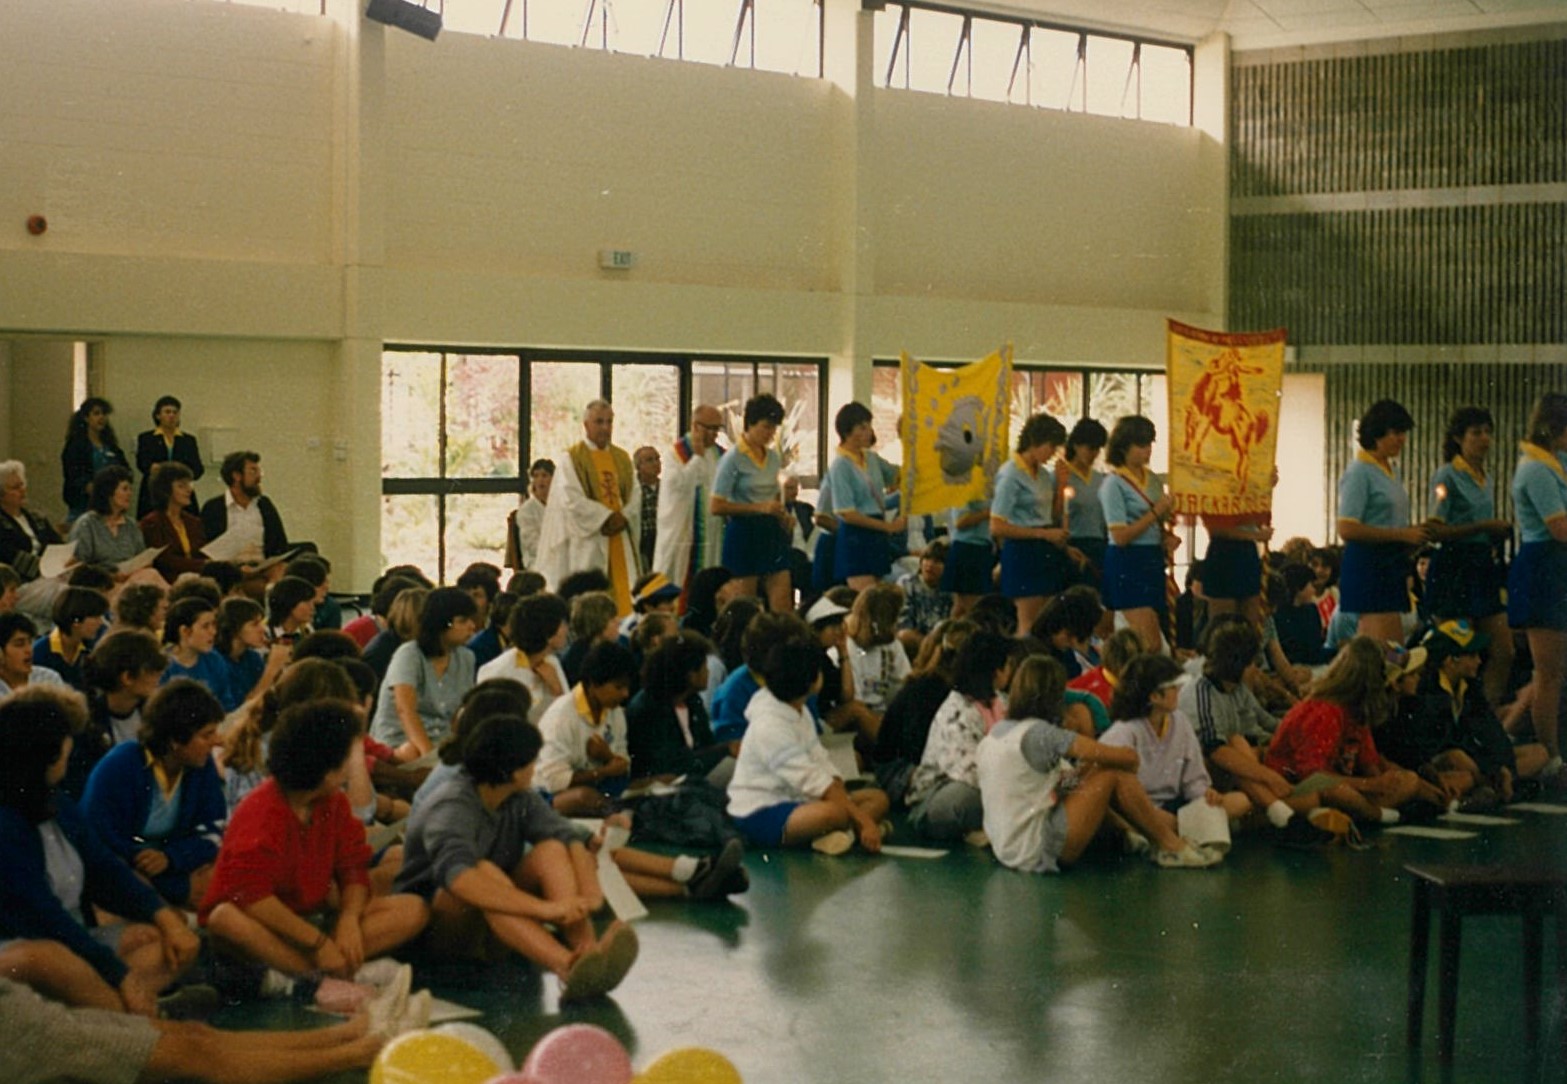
[[598, 249, 636, 270]]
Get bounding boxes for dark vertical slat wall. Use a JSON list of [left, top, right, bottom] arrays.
[[1229, 36, 1565, 543]]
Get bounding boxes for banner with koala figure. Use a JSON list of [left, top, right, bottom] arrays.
[[1166, 320, 1286, 518], [899, 346, 1013, 518]]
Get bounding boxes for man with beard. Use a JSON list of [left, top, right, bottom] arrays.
[[200, 451, 293, 561]]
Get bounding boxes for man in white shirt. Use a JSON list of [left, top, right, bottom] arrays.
[[199, 451, 293, 562], [651, 404, 725, 608]]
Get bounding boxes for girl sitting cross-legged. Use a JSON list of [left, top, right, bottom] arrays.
[[200, 701, 428, 1009], [727, 640, 890, 855], [394, 713, 640, 1003], [977, 656, 1220, 871]]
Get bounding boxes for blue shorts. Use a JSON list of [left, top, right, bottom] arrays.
[[732, 801, 803, 848], [1102, 544, 1166, 613], [1339, 541, 1411, 615], [1202, 536, 1263, 601], [940, 539, 995, 595], [835, 521, 892, 579], [999, 538, 1067, 599], [1425, 542, 1506, 621], [722, 515, 791, 578]]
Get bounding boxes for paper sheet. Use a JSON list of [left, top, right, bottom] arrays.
[[197, 530, 254, 562], [1508, 803, 1567, 815], [1438, 812, 1520, 827], [878, 845, 949, 859], [822, 732, 869, 782], [426, 996, 484, 1023], [1384, 825, 1477, 840], [595, 824, 648, 921], [39, 544, 76, 580], [116, 547, 165, 575]]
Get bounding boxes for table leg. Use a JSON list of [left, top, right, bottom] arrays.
[[1438, 906, 1462, 1063], [1408, 883, 1431, 1048]]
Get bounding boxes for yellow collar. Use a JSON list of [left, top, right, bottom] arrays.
[[1112, 465, 1150, 492], [1438, 671, 1466, 712], [572, 684, 604, 726], [1013, 453, 1038, 479], [1067, 464, 1095, 485], [1450, 455, 1486, 487], [1521, 441, 1567, 484], [837, 445, 867, 470], [737, 436, 768, 470], [48, 628, 83, 666], [1356, 449, 1395, 479], [143, 746, 182, 798]]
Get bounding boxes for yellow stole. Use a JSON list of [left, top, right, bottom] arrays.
[[569, 441, 635, 614]]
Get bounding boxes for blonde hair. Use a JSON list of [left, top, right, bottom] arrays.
[[224, 659, 356, 776], [910, 618, 977, 680], [1007, 655, 1067, 722], [387, 587, 428, 641], [1309, 636, 1393, 728]]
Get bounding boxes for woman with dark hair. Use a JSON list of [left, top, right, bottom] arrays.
[[1508, 392, 1567, 783], [681, 566, 735, 638], [67, 465, 150, 582], [369, 586, 478, 761], [711, 393, 794, 613], [200, 701, 428, 995], [134, 395, 203, 517], [826, 402, 906, 592], [62, 400, 131, 523], [1055, 417, 1109, 584], [1337, 398, 1430, 643], [160, 597, 238, 712], [139, 463, 209, 582], [477, 592, 571, 724], [905, 630, 1015, 841], [82, 679, 227, 907], [1423, 406, 1515, 704], [215, 597, 288, 707], [991, 413, 1071, 635], [265, 576, 318, 646], [1099, 415, 1175, 652], [0, 688, 200, 1013], [34, 587, 109, 693], [626, 631, 732, 782]]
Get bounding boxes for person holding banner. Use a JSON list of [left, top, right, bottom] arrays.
[[826, 403, 906, 592], [1100, 416, 1174, 653], [991, 414, 1069, 635], [1423, 407, 1514, 706], [1336, 399, 1430, 644], [1054, 419, 1109, 585], [711, 394, 794, 615], [1507, 392, 1567, 784]]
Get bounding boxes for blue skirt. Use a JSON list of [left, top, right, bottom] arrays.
[[811, 530, 838, 592], [1425, 542, 1506, 621], [1202, 536, 1264, 601], [1068, 536, 1107, 588], [835, 521, 891, 579], [1102, 544, 1166, 613], [1507, 540, 1567, 631], [941, 539, 996, 595], [1339, 541, 1411, 615], [721, 515, 791, 578], [999, 538, 1068, 600]]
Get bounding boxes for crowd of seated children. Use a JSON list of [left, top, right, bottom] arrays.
[[626, 630, 735, 785], [34, 587, 110, 692], [477, 591, 570, 724], [66, 629, 167, 798], [215, 596, 289, 707], [160, 597, 238, 713], [534, 642, 635, 817], [369, 587, 478, 761], [559, 591, 618, 688]]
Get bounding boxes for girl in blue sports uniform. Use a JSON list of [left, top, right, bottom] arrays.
[[1054, 417, 1109, 588], [1423, 406, 1515, 705], [1335, 399, 1431, 645], [826, 402, 905, 592], [711, 394, 795, 615], [991, 414, 1069, 635], [1099, 415, 1175, 653]]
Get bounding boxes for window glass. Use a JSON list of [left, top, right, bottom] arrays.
[[870, 366, 904, 469], [440, 0, 507, 36], [875, 7, 906, 86], [521, 0, 584, 45], [610, 365, 682, 459], [446, 492, 519, 579], [1030, 27, 1081, 111], [774, 363, 822, 481], [692, 361, 757, 446], [529, 362, 602, 463], [1085, 35, 1135, 118], [382, 352, 441, 478], [968, 18, 1022, 103], [680, 0, 739, 64], [1088, 371, 1143, 432], [1139, 373, 1170, 474], [445, 354, 521, 479], [753, 0, 820, 75], [380, 494, 439, 580], [905, 6, 964, 94], [1139, 44, 1191, 126]]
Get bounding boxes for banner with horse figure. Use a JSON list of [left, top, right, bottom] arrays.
[[899, 346, 1013, 518], [1166, 320, 1286, 518]]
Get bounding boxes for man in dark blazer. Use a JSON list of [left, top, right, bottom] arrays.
[[199, 450, 292, 560]]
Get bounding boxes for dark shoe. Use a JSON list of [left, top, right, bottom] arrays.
[[1273, 815, 1336, 849], [686, 839, 745, 901], [158, 983, 222, 1021], [719, 864, 750, 896], [1398, 802, 1443, 826], [597, 921, 639, 995], [209, 955, 264, 1003], [1456, 787, 1500, 814]]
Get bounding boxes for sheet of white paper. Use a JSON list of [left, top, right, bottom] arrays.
[[1177, 799, 1231, 853], [116, 547, 164, 575], [39, 544, 76, 580], [1384, 825, 1477, 840], [1508, 803, 1567, 815], [822, 732, 868, 782], [596, 846, 648, 921], [1438, 812, 1520, 827], [426, 996, 485, 1023], [878, 845, 949, 859], [198, 530, 251, 562]]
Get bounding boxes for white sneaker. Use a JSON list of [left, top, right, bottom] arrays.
[[1122, 829, 1151, 856]]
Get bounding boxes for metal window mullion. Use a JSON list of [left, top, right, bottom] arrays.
[[1121, 41, 1139, 118], [499, 0, 514, 35], [436, 353, 449, 583], [1006, 24, 1027, 103], [947, 15, 970, 96], [886, 6, 909, 89], [729, 0, 754, 67], [658, 0, 677, 56]]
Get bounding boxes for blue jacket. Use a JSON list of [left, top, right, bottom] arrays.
[[0, 795, 165, 986], [81, 741, 226, 880]]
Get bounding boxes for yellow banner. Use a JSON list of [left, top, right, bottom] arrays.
[[899, 346, 1013, 518], [1166, 320, 1286, 519]]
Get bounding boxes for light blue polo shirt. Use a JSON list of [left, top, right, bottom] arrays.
[[1338, 454, 1410, 529], [1430, 458, 1494, 548], [1063, 466, 1107, 541], [713, 443, 781, 506], [991, 456, 1052, 529], [948, 498, 991, 544], [1100, 469, 1165, 547], [1513, 449, 1567, 543], [827, 451, 887, 520]]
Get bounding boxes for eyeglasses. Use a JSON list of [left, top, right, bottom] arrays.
[[695, 422, 722, 434]]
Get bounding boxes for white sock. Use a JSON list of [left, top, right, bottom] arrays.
[[1380, 808, 1401, 825], [1266, 801, 1293, 828], [259, 969, 296, 998], [670, 855, 699, 883]]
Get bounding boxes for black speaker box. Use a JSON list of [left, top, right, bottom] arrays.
[[365, 0, 442, 41]]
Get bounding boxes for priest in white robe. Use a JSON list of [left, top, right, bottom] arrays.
[[652, 404, 725, 610], [534, 400, 641, 615]]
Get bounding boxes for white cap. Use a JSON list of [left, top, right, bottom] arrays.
[[804, 597, 849, 625]]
